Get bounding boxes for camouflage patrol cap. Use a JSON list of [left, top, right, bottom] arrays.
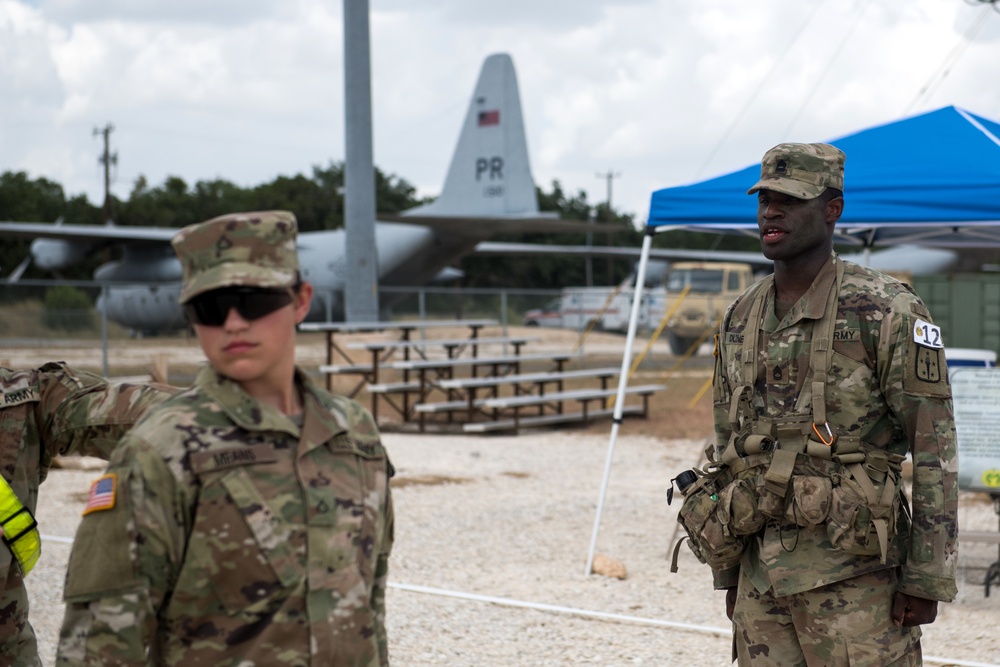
[[172, 210, 299, 304], [747, 142, 845, 200]]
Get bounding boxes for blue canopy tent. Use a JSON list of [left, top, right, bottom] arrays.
[[585, 106, 1000, 573], [647, 106, 1000, 247]]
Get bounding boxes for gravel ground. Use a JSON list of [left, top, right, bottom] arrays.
[[30, 432, 1000, 666]]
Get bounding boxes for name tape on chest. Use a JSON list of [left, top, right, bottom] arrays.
[[913, 318, 944, 349], [725, 327, 860, 346], [189, 444, 279, 475]]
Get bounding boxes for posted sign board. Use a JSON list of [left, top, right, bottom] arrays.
[[950, 367, 1000, 493]]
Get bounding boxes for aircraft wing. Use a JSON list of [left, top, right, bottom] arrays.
[[0, 221, 177, 243], [474, 241, 774, 268], [474, 242, 961, 275], [379, 213, 623, 235]]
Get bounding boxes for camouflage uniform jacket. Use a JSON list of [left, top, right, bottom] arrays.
[[711, 255, 958, 601], [0, 362, 173, 666], [58, 365, 395, 667]]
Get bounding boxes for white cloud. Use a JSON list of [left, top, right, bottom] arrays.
[[1, 0, 999, 220]]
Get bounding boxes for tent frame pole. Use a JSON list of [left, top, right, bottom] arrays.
[[585, 230, 655, 575]]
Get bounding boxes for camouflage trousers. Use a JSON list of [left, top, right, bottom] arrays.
[[732, 567, 922, 666]]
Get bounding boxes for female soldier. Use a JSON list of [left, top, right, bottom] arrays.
[[58, 211, 394, 666]]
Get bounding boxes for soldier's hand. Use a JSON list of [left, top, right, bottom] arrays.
[[725, 586, 737, 621], [891, 592, 938, 627]]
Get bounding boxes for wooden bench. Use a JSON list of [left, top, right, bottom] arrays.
[[367, 381, 424, 394], [346, 335, 539, 359], [319, 363, 374, 375], [480, 384, 664, 410], [436, 367, 619, 391], [416, 383, 664, 433], [386, 353, 579, 429], [423, 367, 621, 425], [463, 405, 648, 433], [304, 318, 498, 391], [388, 352, 576, 373]]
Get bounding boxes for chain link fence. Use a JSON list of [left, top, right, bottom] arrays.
[[0, 280, 564, 372]]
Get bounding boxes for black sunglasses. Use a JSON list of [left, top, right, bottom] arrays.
[[184, 286, 294, 327]]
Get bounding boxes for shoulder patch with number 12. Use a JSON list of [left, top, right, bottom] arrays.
[[913, 319, 943, 349]]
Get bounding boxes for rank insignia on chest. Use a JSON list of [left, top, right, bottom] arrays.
[[772, 366, 783, 381], [82, 473, 117, 516]]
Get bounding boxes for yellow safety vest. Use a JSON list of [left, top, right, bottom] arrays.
[[0, 477, 40, 576]]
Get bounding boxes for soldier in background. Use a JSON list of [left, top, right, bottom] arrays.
[[0, 363, 173, 665], [710, 144, 958, 665], [57, 211, 394, 666]]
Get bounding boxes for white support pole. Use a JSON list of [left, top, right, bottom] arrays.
[[585, 232, 655, 575]]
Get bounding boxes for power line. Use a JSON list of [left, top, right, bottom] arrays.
[[695, 0, 827, 179], [783, 0, 875, 138], [904, 6, 993, 115]]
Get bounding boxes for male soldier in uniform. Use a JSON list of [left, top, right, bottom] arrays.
[[0, 364, 173, 666], [710, 144, 957, 665], [57, 211, 394, 666]]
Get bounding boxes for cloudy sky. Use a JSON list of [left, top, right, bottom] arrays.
[[2, 0, 998, 224]]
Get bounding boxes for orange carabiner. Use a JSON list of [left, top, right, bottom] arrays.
[[812, 421, 834, 447]]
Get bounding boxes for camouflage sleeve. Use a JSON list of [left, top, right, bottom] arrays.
[[35, 361, 174, 462], [710, 311, 740, 590], [371, 486, 393, 667], [57, 436, 188, 665], [712, 302, 736, 459], [879, 296, 959, 602]]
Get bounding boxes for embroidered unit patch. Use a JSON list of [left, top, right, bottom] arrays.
[[82, 474, 117, 516], [914, 347, 944, 383]]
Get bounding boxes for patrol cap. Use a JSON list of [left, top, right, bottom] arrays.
[[172, 210, 299, 304], [747, 142, 845, 200]]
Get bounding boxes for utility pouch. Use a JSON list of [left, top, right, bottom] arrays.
[[715, 453, 771, 537], [672, 467, 746, 571], [783, 475, 832, 527], [718, 478, 764, 537], [826, 464, 899, 563]]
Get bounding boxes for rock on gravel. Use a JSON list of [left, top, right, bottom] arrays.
[[30, 431, 1000, 666]]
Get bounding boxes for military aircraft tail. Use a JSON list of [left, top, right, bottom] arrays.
[[403, 53, 540, 219]]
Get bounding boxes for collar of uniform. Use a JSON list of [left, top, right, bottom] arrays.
[[296, 368, 351, 454], [194, 366, 303, 437], [774, 253, 839, 327]]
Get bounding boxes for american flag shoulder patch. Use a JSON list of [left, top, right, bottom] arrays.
[[82, 473, 117, 516]]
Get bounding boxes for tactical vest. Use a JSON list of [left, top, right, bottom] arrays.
[[673, 258, 904, 571]]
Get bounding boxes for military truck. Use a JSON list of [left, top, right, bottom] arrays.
[[523, 261, 755, 355], [649, 261, 755, 355]]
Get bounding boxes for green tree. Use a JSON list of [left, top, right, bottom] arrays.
[[42, 285, 94, 331], [458, 179, 640, 289], [115, 162, 420, 234], [4, 167, 641, 290], [0, 171, 104, 281]]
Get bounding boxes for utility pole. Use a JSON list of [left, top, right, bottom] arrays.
[[93, 123, 117, 223], [596, 169, 620, 285], [343, 0, 379, 322]]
